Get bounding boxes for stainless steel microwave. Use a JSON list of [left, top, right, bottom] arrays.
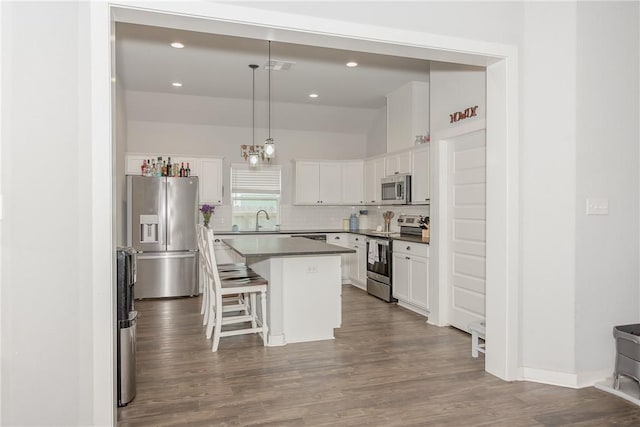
[[381, 174, 411, 205]]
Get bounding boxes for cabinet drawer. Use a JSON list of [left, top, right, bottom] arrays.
[[348, 234, 365, 246], [393, 241, 429, 258]]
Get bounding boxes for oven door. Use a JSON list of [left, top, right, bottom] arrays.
[[366, 238, 390, 284]]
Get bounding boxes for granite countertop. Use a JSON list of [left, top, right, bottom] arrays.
[[215, 229, 429, 245], [223, 236, 356, 258]]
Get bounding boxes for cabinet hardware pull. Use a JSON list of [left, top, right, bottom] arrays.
[[406, 246, 410, 250], [406, 256, 410, 260]]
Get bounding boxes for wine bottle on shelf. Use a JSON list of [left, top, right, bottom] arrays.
[[180, 162, 185, 177], [145, 159, 151, 176], [151, 161, 157, 176], [167, 157, 172, 176], [186, 162, 191, 177], [141, 159, 147, 176], [156, 157, 162, 176]]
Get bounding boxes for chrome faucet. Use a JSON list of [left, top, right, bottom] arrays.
[[255, 209, 270, 231]]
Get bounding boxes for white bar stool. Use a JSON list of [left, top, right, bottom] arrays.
[[469, 320, 486, 358]]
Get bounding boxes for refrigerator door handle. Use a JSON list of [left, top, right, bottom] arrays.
[[137, 252, 196, 260], [163, 180, 169, 246]]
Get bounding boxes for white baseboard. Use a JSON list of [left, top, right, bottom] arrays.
[[595, 377, 640, 407], [522, 367, 611, 389]]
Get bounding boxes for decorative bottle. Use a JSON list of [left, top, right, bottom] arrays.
[[349, 213, 359, 231]]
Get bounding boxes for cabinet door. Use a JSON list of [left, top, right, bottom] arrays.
[[294, 161, 320, 204], [198, 158, 223, 204], [126, 155, 150, 175], [356, 243, 368, 284], [341, 161, 364, 205], [385, 152, 411, 176], [319, 163, 342, 204], [364, 158, 385, 204], [411, 146, 430, 204], [392, 252, 410, 301], [409, 255, 429, 309], [396, 152, 412, 174]]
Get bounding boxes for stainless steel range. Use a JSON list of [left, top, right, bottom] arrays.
[[365, 236, 394, 302], [397, 213, 428, 238]]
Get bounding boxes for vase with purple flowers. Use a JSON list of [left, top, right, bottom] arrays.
[[199, 204, 215, 228]]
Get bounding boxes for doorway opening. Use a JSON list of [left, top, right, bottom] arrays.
[[93, 4, 519, 423]]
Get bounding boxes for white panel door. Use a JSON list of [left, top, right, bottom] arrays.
[[447, 130, 487, 332]]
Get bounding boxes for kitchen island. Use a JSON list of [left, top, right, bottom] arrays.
[[223, 237, 355, 346]]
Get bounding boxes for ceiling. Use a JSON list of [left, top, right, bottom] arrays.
[[115, 23, 430, 110]]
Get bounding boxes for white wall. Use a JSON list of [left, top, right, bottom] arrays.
[[1, 2, 94, 425], [115, 81, 127, 245], [519, 2, 579, 380], [366, 106, 387, 157], [574, 2, 639, 377], [429, 62, 486, 137]]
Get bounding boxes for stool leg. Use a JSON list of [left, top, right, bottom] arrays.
[[212, 294, 223, 352], [472, 330, 479, 358], [250, 293, 257, 329], [261, 290, 268, 347]]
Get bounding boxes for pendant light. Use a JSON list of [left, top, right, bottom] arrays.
[[264, 40, 276, 159], [241, 64, 262, 168]]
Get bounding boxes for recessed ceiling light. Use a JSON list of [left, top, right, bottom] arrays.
[[170, 42, 184, 49], [309, 93, 319, 98], [346, 61, 358, 67], [172, 82, 183, 87]]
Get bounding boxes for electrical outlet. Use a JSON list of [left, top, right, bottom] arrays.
[[306, 266, 318, 274], [586, 198, 609, 215]]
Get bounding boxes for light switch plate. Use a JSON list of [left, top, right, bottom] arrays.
[[586, 197, 609, 215]]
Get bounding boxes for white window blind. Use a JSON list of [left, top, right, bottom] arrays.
[[231, 164, 281, 194]]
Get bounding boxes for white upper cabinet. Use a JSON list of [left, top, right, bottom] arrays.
[[125, 153, 224, 205], [294, 161, 321, 204], [385, 151, 412, 176], [294, 160, 364, 205], [364, 158, 385, 204], [341, 161, 364, 205], [319, 163, 342, 205], [411, 145, 430, 204], [198, 158, 223, 204], [386, 81, 429, 153]]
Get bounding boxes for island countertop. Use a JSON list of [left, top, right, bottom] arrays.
[[223, 236, 355, 258]]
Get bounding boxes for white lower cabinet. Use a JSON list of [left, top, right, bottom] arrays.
[[392, 241, 429, 314], [327, 233, 350, 283], [347, 234, 367, 289]]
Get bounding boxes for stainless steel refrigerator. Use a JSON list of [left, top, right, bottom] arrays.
[[126, 175, 199, 299]]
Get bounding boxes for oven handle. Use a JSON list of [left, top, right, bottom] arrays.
[[365, 238, 390, 246]]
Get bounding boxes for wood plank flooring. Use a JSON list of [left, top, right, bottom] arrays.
[[118, 285, 640, 426]]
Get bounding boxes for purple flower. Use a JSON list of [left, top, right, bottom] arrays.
[[199, 204, 215, 214]]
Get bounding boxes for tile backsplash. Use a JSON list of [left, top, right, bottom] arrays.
[[209, 203, 429, 232]]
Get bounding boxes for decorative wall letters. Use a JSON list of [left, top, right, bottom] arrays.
[[449, 105, 479, 123]]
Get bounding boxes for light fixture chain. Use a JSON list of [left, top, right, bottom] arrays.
[[268, 40, 271, 140]]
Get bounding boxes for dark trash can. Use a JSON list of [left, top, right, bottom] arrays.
[[613, 323, 640, 396]]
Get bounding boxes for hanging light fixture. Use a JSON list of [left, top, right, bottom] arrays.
[[264, 40, 276, 160], [240, 64, 264, 168]]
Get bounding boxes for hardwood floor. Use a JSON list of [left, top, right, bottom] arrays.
[[118, 285, 640, 426]]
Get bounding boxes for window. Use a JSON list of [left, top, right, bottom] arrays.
[[231, 164, 281, 231]]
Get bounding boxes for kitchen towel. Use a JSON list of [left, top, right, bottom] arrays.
[[368, 241, 379, 264]]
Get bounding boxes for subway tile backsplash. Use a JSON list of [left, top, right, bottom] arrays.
[[209, 204, 429, 233]]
